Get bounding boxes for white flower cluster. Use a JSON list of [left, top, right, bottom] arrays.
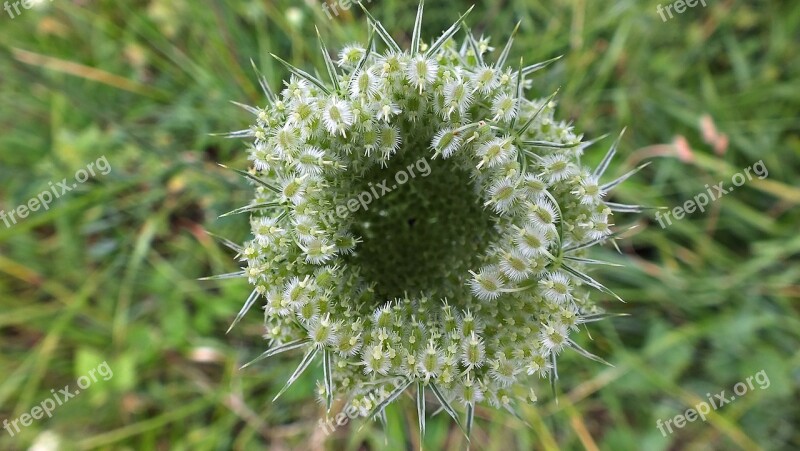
[[225, 4, 641, 435]]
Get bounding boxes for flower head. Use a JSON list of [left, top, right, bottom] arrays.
[[221, 2, 644, 439]]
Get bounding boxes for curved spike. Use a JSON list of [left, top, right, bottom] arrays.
[[217, 164, 281, 194], [230, 100, 260, 116], [226, 287, 261, 334], [357, 377, 414, 432], [357, 3, 401, 53], [272, 346, 320, 401], [522, 54, 564, 76], [197, 271, 245, 281], [429, 382, 465, 433], [219, 202, 283, 218], [269, 52, 330, 95], [315, 26, 341, 92], [249, 58, 276, 102], [496, 21, 521, 69], [425, 6, 475, 58], [601, 161, 651, 191], [411, 0, 425, 56], [417, 382, 426, 441], [593, 127, 627, 179], [567, 338, 613, 367], [241, 338, 310, 369]]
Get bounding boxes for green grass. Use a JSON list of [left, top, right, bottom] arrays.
[[1, 0, 798, 449]]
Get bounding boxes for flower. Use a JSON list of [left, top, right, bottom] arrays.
[[220, 2, 646, 439]]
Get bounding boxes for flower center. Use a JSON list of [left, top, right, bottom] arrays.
[[344, 132, 499, 303]]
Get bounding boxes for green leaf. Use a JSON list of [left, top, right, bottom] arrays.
[[76, 348, 105, 379], [112, 354, 136, 392]]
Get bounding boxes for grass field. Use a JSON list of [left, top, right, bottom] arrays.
[[1, 0, 798, 450]]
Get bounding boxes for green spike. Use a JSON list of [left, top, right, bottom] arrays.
[[593, 127, 627, 179], [226, 287, 260, 334], [509, 57, 524, 130], [357, 377, 413, 432], [217, 164, 281, 194], [323, 348, 334, 412], [219, 202, 283, 218], [241, 338, 310, 369], [429, 382, 466, 433], [461, 22, 483, 66], [315, 26, 341, 92], [495, 21, 521, 69], [272, 346, 320, 401], [411, 0, 425, 56], [522, 55, 563, 76], [269, 52, 330, 95], [357, 3, 401, 53], [516, 88, 560, 138], [425, 6, 475, 58], [416, 382, 426, 440], [601, 161, 651, 191], [567, 338, 614, 367]]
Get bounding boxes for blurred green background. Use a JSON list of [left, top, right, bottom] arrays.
[[1, 0, 798, 450]]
